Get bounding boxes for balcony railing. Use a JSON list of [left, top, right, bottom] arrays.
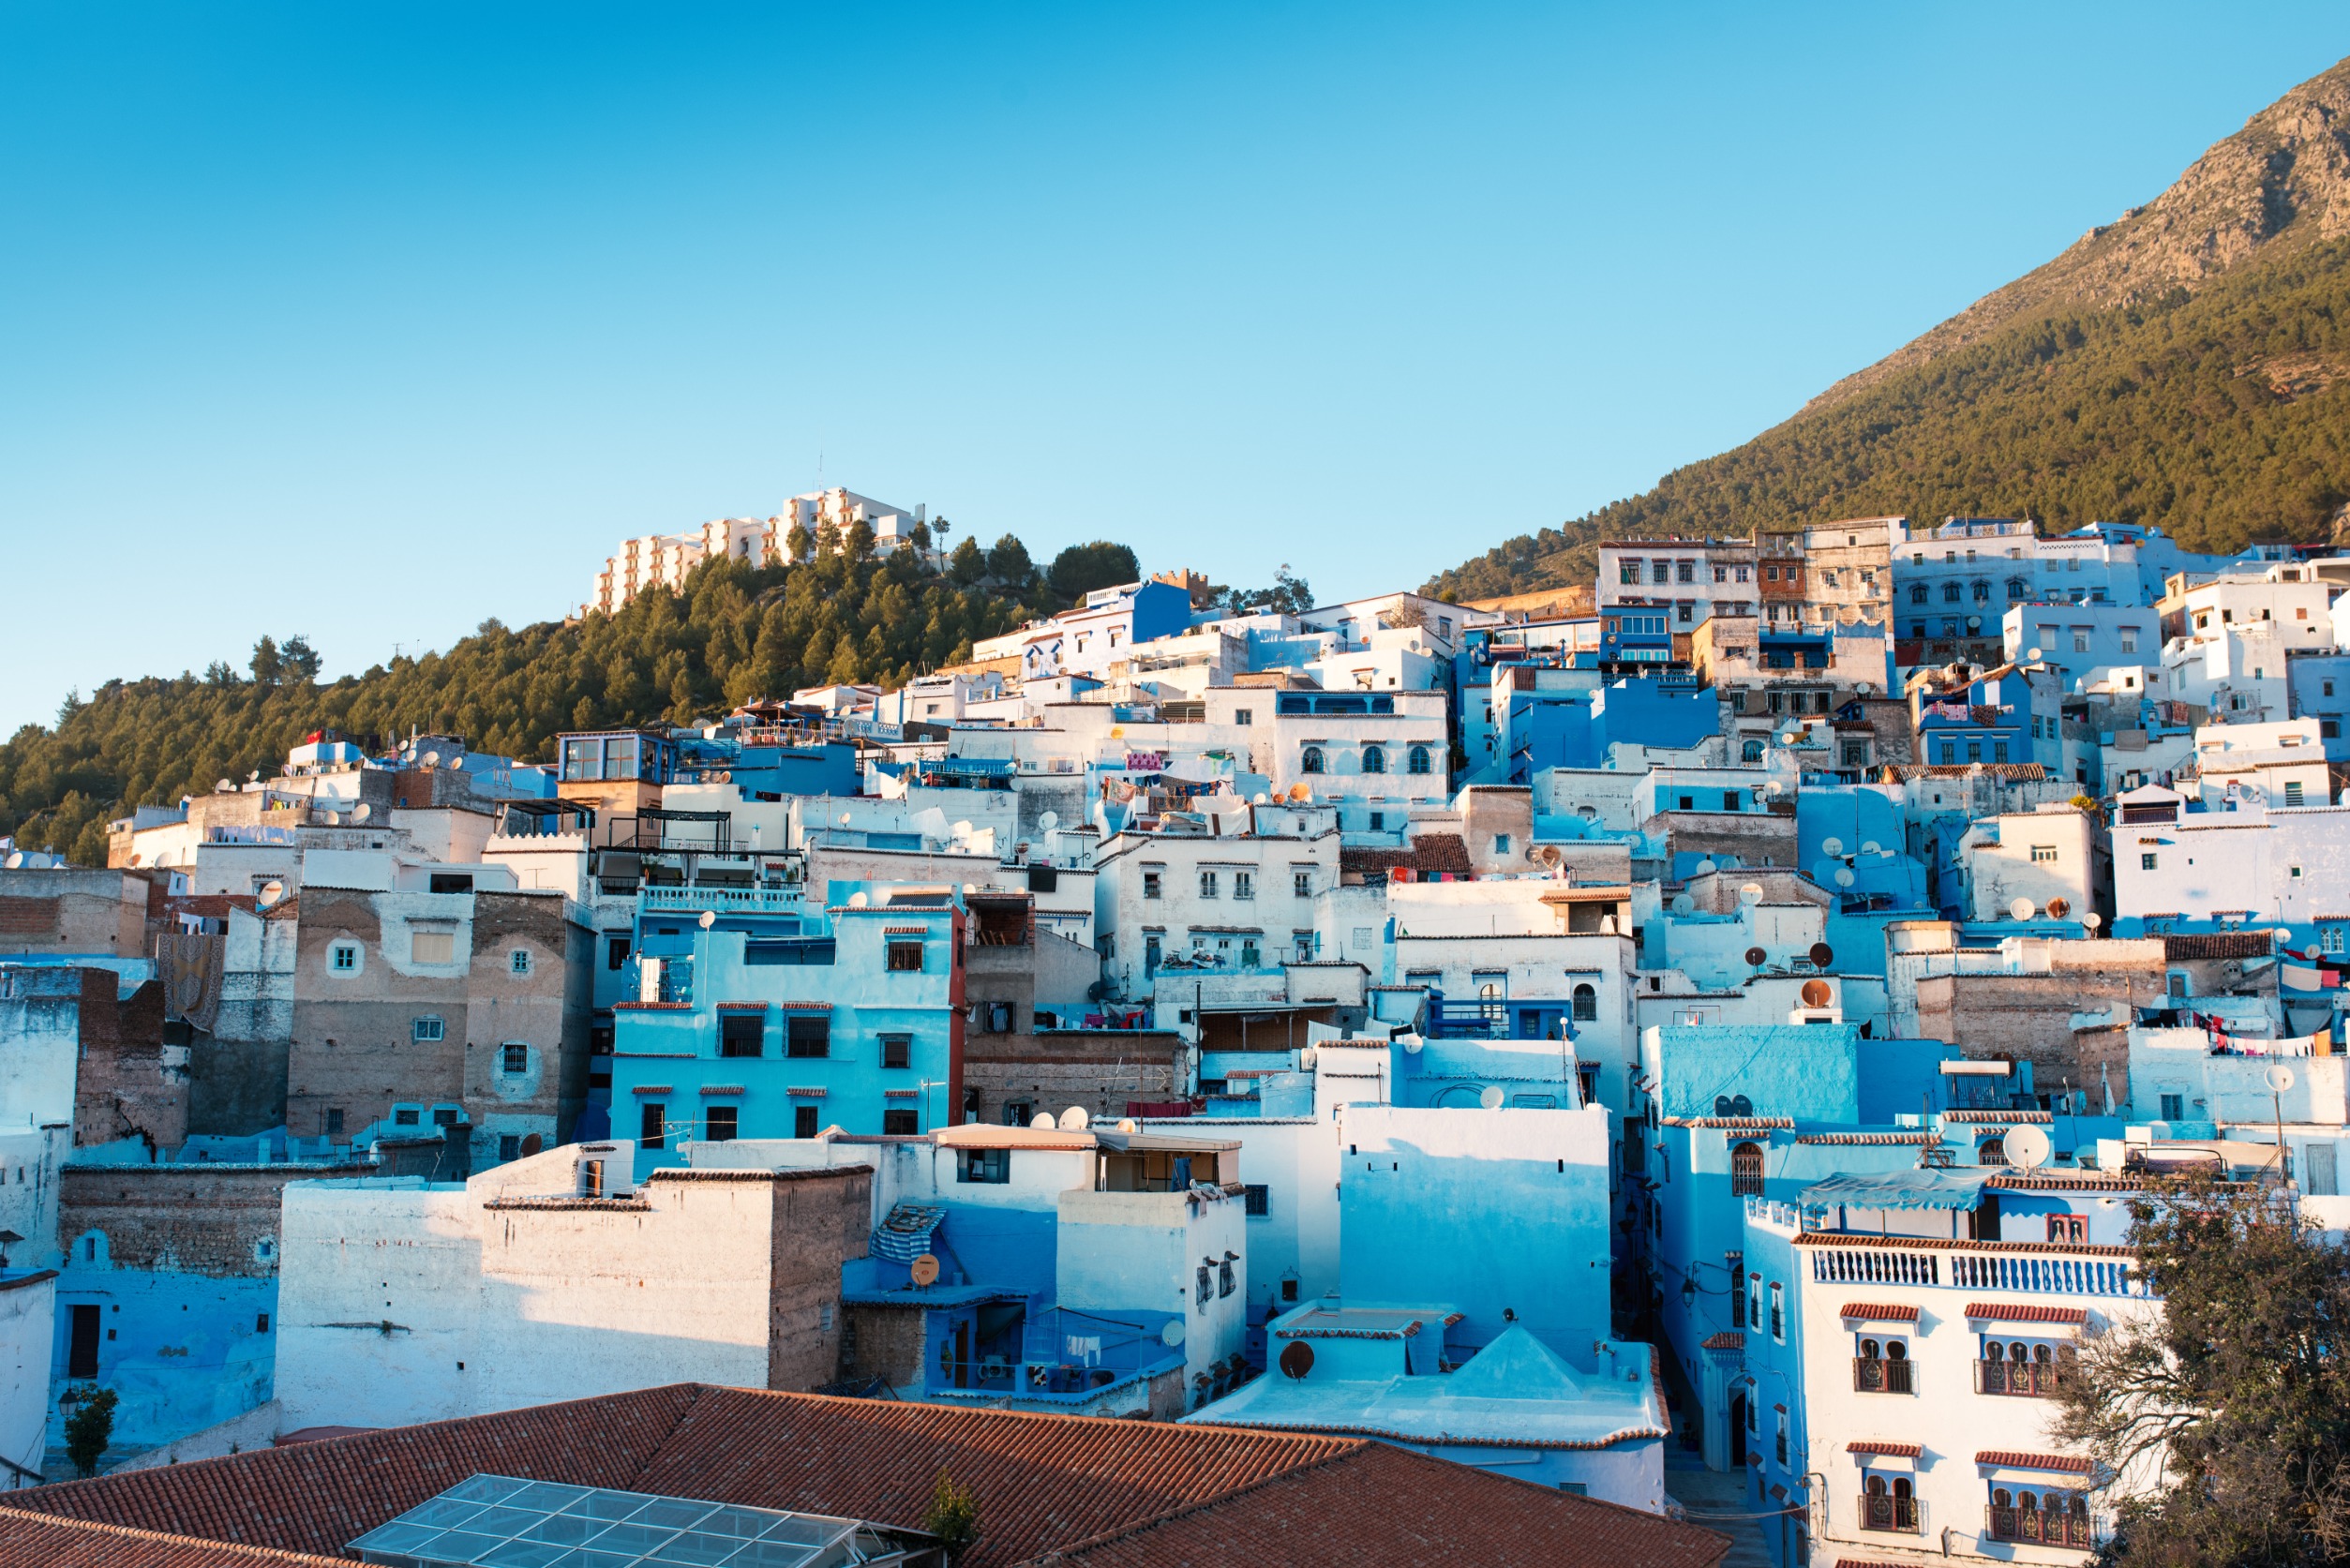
[[1987, 1506, 2093, 1547], [1976, 1359, 2065, 1397], [1852, 1357, 1914, 1394], [1859, 1496, 1919, 1533]]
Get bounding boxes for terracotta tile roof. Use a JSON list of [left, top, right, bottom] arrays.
[[1340, 834, 1473, 877], [1837, 1304, 1919, 1322], [1795, 1132, 1932, 1145], [1975, 1451, 2092, 1474], [0, 1506, 345, 1566], [1941, 1110, 2053, 1124], [1033, 1441, 1729, 1568], [1846, 1441, 1922, 1457], [1884, 763, 2048, 781], [13, 1385, 1730, 1568], [2163, 933, 2273, 960], [1964, 1304, 2089, 1324], [1700, 1332, 1746, 1351], [1662, 1116, 1795, 1130]]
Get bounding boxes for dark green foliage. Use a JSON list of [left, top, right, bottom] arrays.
[[920, 1470, 980, 1564], [0, 550, 1050, 863], [1045, 541, 1142, 605], [2056, 1173, 2350, 1566], [1426, 239, 2350, 601], [64, 1386, 116, 1477], [986, 534, 1037, 590], [1196, 563, 1315, 617]]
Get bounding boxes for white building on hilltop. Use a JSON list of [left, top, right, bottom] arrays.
[[587, 488, 928, 615]]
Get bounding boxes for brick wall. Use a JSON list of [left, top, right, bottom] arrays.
[[60, 1163, 363, 1277], [841, 1303, 926, 1388], [765, 1166, 871, 1392], [71, 971, 187, 1152], [962, 1045, 1183, 1127]]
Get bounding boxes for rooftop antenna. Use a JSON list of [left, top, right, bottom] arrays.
[[2265, 1064, 2297, 1187]]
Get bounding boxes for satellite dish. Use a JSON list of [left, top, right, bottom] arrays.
[[1040, 810, 1058, 829], [1967, 616, 1983, 630], [2047, 897, 2072, 920], [1856, 681, 1875, 697], [1401, 1036, 1423, 1054], [1116, 1119, 1138, 1132], [2005, 1125, 2053, 1172], [1479, 1085, 1505, 1110], [423, 751, 441, 768], [1030, 1113, 1056, 1129], [0, 854, 21, 872], [2009, 897, 2037, 921], [1800, 978, 1833, 1008], [1162, 1318, 1187, 1349], [1538, 845, 1563, 868], [848, 891, 870, 909], [1288, 783, 1312, 803], [2275, 927, 2297, 943], [1279, 1340, 1313, 1379], [2266, 1064, 2298, 1094], [257, 880, 285, 907], [216, 779, 234, 793], [1859, 840, 1881, 856], [840, 812, 853, 826], [1808, 941, 1834, 967], [1744, 946, 1769, 967], [1057, 1106, 1089, 1130], [352, 803, 371, 822], [1694, 859, 1718, 877], [2083, 912, 2103, 930], [1253, 792, 1270, 805], [2026, 647, 2043, 663], [1740, 883, 1765, 906], [1670, 893, 1695, 914], [698, 910, 718, 929], [1821, 837, 1844, 857], [1834, 867, 1855, 888], [909, 1253, 941, 1287]]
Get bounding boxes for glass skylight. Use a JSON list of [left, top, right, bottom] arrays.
[[347, 1474, 934, 1568]]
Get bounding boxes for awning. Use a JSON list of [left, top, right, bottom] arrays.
[[1803, 1169, 1990, 1212], [872, 1203, 946, 1265]]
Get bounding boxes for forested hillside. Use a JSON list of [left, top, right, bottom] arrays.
[[0, 536, 1130, 866], [1429, 55, 2350, 602]]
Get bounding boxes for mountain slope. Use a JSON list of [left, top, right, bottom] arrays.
[[1428, 55, 2350, 604]]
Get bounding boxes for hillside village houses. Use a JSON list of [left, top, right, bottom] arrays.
[[12, 491, 2350, 1564]]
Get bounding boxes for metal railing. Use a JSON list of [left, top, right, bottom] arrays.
[[1987, 1506, 2092, 1546], [1852, 1357, 1915, 1394], [1858, 1496, 1919, 1533], [1976, 1359, 2065, 1396]]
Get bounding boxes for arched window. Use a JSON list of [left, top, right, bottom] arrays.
[[2032, 1343, 2053, 1364], [1866, 1477, 1889, 1497], [1942, 582, 1962, 603], [1983, 1341, 2006, 1362], [1571, 983, 1597, 1022], [1993, 1487, 2013, 1510], [1742, 739, 1766, 762], [1884, 1338, 1907, 1361], [1972, 579, 1991, 602], [1362, 745, 1386, 774], [1301, 746, 1325, 774], [2007, 576, 2028, 599], [1730, 1140, 1764, 1196], [1859, 1337, 1880, 1361], [1980, 1135, 2008, 1165], [1908, 584, 1929, 605], [1407, 745, 1431, 775]]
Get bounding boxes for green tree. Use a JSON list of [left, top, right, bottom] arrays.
[[845, 519, 877, 560], [948, 537, 988, 587], [1046, 542, 1142, 605], [64, 1385, 118, 1477], [921, 1470, 980, 1565], [986, 534, 1034, 588], [279, 635, 322, 683], [248, 635, 282, 685], [2056, 1172, 2350, 1566]]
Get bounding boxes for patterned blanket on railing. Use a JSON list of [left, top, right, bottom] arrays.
[[156, 932, 226, 1034], [872, 1203, 947, 1264]]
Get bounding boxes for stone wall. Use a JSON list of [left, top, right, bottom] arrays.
[[766, 1165, 872, 1391], [59, 1162, 363, 1277], [70, 971, 187, 1154]]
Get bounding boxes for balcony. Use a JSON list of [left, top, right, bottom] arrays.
[[1976, 1358, 2065, 1397], [1852, 1356, 1914, 1394], [1987, 1506, 2093, 1547], [1858, 1496, 1919, 1533]]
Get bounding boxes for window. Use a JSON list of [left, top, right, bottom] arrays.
[[2046, 1215, 2088, 1244], [509, 949, 531, 977], [1942, 582, 1961, 603], [1294, 871, 1311, 898], [606, 936, 631, 971], [1240, 939, 1259, 967], [960, 1147, 1010, 1184], [395, 1106, 421, 1127], [1493, 833, 1512, 857], [1908, 584, 1929, 605], [1244, 1184, 1269, 1217], [879, 1033, 912, 1069], [2325, 925, 2346, 956], [1620, 560, 1641, 585], [501, 1043, 529, 1075], [1234, 871, 1254, 901], [720, 1014, 764, 1057], [2142, 852, 2159, 871], [412, 1016, 445, 1043], [886, 940, 923, 972], [433, 1106, 458, 1129], [2120, 630, 2138, 654], [1769, 1282, 1785, 1342], [1676, 560, 1695, 583], [1572, 982, 1598, 1022], [2159, 1092, 2184, 1121], [2328, 721, 2343, 739], [1742, 738, 1766, 762], [1362, 745, 1386, 774], [1199, 870, 1220, 899], [706, 1106, 739, 1142], [786, 1016, 831, 1058], [2287, 782, 2307, 806], [325, 1109, 345, 1136], [1729, 1254, 1746, 1326], [412, 931, 456, 965], [1407, 745, 1431, 775], [2030, 844, 2058, 863], [500, 1134, 521, 1162], [883, 1109, 919, 1135], [1730, 1141, 1764, 1196], [1143, 870, 1162, 900], [1235, 709, 1253, 725], [330, 941, 360, 973], [1300, 746, 1325, 774], [2073, 632, 2089, 653]]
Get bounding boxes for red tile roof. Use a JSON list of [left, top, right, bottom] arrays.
[[2163, 933, 2272, 961], [1699, 1332, 1745, 1351], [1975, 1451, 2092, 1474], [1964, 1304, 2088, 1324], [1837, 1304, 1919, 1322], [1033, 1441, 1728, 1568], [1340, 834, 1473, 877], [0, 1506, 344, 1565], [1845, 1441, 1922, 1457], [16, 1384, 1728, 1568]]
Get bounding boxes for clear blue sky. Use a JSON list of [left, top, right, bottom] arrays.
[[3, 4, 2343, 735]]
